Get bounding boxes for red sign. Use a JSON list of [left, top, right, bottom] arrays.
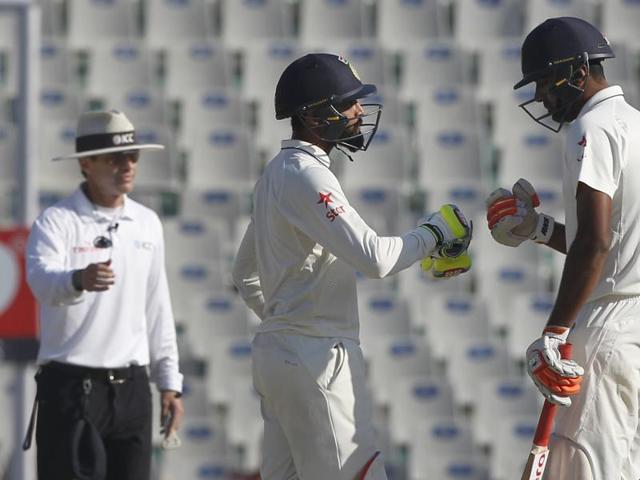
[[0, 227, 38, 338]]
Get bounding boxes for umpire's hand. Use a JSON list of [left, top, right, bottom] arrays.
[[76, 260, 115, 291], [160, 390, 184, 439]]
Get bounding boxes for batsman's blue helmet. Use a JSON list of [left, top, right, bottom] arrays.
[[514, 16, 615, 90], [274, 53, 382, 154], [514, 17, 615, 132]]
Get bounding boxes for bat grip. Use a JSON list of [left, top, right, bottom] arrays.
[[532, 342, 573, 448]]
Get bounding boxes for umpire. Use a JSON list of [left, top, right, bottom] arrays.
[[25, 110, 184, 480]]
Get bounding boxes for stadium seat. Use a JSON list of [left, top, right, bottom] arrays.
[[524, 0, 597, 33], [479, 263, 548, 329], [145, 0, 216, 49], [163, 217, 226, 268], [344, 184, 406, 235], [97, 87, 170, 125], [410, 452, 486, 480], [219, 0, 293, 51], [491, 85, 538, 150], [422, 178, 488, 220], [376, 0, 446, 50], [476, 38, 523, 102], [38, 119, 83, 193], [185, 127, 258, 188], [299, 0, 370, 47], [40, 38, 78, 89], [159, 415, 229, 479], [601, 0, 640, 47], [178, 88, 249, 147], [498, 129, 563, 184], [225, 377, 263, 470], [365, 334, 433, 406], [413, 85, 485, 134], [39, 87, 84, 121], [447, 339, 512, 406], [204, 336, 253, 406], [507, 292, 554, 361], [39, 0, 65, 37], [166, 259, 226, 321], [388, 375, 456, 445], [128, 122, 180, 189], [399, 41, 474, 99], [0, 13, 19, 94], [67, 0, 139, 48], [472, 375, 540, 447], [184, 293, 252, 354], [86, 41, 159, 97], [357, 290, 412, 346], [422, 292, 491, 361], [490, 414, 539, 480], [453, 0, 523, 50], [240, 41, 301, 103], [340, 126, 412, 188], [163, 41, 233, 100], [417, 129, 485, 181]]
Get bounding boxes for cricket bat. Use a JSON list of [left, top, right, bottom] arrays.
[[520, 342, 573, 480]]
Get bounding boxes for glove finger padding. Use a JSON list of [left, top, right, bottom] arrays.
[[421, 253, 472, 278], [485, 187, 512, 209], [512, 178, 541, 209], [419, 204, 472, 258]]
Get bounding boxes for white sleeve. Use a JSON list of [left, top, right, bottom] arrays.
[[232, 218, 265, 319], [145, 217, 183, 393], [577, 126, 619, 198], [278, 164, 436, 278], [26, 212, 83, 306]]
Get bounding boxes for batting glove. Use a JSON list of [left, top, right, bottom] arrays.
[[421, 252, 472, 278], [419, 204, 473, 258], [526, 326, 584, 407], [486, 178, 555, 247]]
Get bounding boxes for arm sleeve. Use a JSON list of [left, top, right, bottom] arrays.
[[232, 218, 265, 319], [25, 213, 83, 306], [278, 164, 436, 278], [146, 217, 183, 393], [577, 126, 620, 199]]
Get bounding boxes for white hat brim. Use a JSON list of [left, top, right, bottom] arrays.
[[51, 143, 165, 161]]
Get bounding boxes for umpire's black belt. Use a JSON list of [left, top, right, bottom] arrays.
[[42, 361, 147, 384]]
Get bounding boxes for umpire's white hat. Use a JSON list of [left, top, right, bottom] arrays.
[[52, 109, 164, 161]]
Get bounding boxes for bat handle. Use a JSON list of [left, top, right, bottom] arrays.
[[559, 342, 572, 359]]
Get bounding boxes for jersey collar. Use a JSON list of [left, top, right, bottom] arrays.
[[281, 139, 331, 168], [73, 185, 136, 224], [578, 85, 624, 120]]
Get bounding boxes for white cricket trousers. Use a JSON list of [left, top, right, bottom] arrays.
[[251, 331, 387, 480], [546, 295, 640, 480]]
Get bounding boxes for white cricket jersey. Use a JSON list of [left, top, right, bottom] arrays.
[[563, 85, 640, 301], [26, 187, 183, 392], [233, 139, 437, 341]]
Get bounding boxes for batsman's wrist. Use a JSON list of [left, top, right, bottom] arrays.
[[529, 213, 555, 244]]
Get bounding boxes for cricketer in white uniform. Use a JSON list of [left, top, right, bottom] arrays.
[[233, 54, 472, 480], [486, 18, 640, 479]]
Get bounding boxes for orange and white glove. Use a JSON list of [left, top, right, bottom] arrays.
[[526, 326, 584, 407], [486, 178, 555, 247]]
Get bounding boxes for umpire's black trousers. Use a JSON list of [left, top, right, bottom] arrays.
[[35, 362, 152, 480]]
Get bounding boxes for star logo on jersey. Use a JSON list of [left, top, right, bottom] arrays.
[[317, 192, 333, 208], [577, 134, 587, 162]]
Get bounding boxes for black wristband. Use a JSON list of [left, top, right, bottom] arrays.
[[71, 270, 84, 292]]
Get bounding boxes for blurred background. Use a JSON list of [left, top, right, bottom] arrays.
[[1, 0, 639, 478]]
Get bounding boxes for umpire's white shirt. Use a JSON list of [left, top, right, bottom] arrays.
[[234, 139, 437, 341], [26, 187, 183, 392], [563, 85, 640, 301]]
